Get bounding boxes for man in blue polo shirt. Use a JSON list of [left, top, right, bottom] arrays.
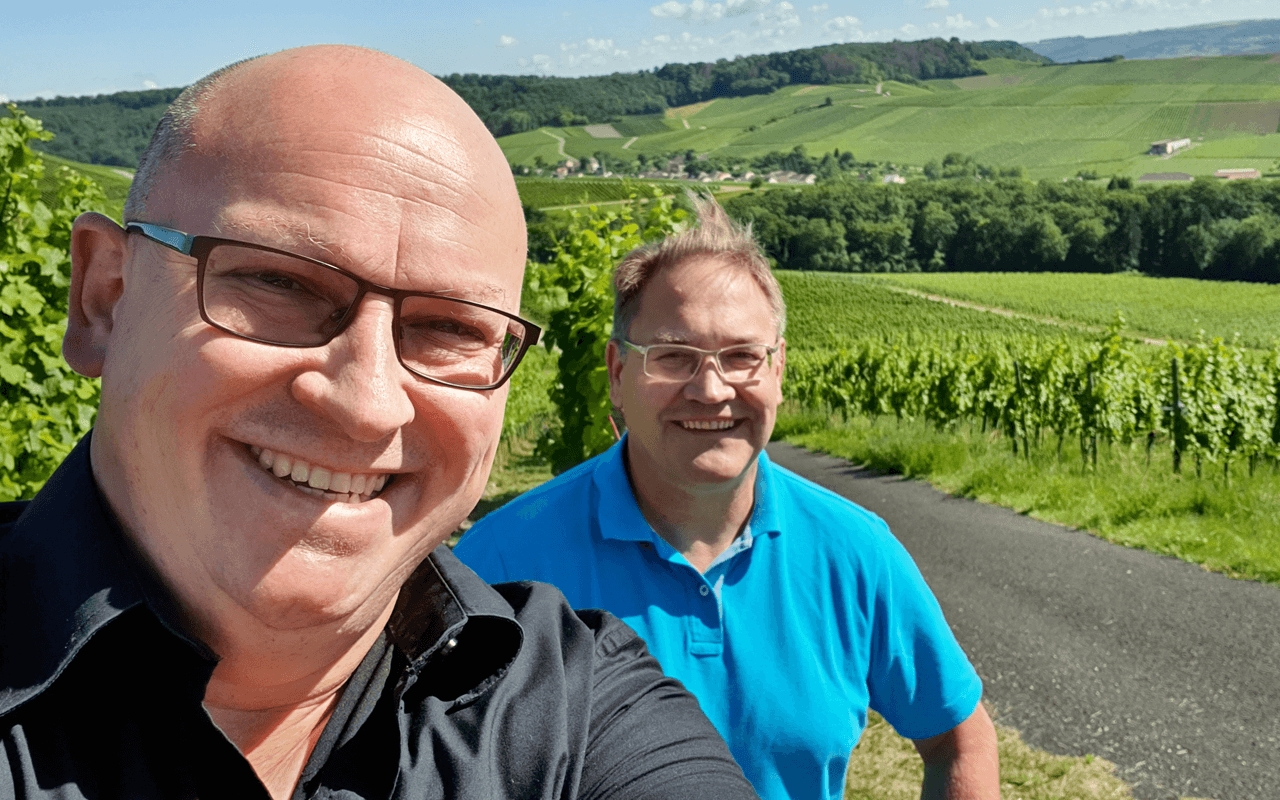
[[455, 196, 999, 800]]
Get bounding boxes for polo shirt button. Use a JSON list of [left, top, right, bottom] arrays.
[[699, 585, 710, 597]]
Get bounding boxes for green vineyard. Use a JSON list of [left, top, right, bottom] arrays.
[[787, 329, 1278, 475]]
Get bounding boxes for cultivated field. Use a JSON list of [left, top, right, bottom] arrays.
[[499, 54, 1280, 181], [860, 271, 1280, 349]]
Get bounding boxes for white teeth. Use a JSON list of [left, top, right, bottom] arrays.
[[249, 446, 389, 501], [329, 471, 351, 493], [681, 419, 736, 431], [308, 467, 331, 491]]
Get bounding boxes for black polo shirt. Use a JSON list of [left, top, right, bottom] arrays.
[[0, 436, 757, 799]]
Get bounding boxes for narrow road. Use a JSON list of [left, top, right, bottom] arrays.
[[766, 442, 1280, 800], [540, 129, 567, 157]]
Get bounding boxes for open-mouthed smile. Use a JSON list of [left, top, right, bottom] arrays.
[[250, 445, 391, 503]]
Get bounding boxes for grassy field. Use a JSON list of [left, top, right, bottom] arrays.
[[861, 272, 1280, 349], [499, 53, 1280, 181], [776, 271, 1095, 349]]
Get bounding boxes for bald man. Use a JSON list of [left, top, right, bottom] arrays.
[[0, 47, 756, 800]]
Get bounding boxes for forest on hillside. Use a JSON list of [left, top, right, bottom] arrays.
[[719, 176, 1280, 281], [9, 38, 1048, 166]]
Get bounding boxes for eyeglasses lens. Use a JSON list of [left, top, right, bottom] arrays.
[[643, 345, 768, 382], [200, 242, 529, 387]]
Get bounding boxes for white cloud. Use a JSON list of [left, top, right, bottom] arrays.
[[986, 16, 1000, 26], [498, 35, 518, 46], [809, 2, 829, 10], [142, 80, 158, 90], [823, 14, 863, 40], [1034, 0, 1192, 20], [925, 0, 949, 8], [900, 23, 921, 35], [549, 37, 631, 70], [945, 12, 977, 29], [531, 54, 552, 73], [752, 1, 801, 36], [650, 0, 771, 22], [0, 94, 8, 104]]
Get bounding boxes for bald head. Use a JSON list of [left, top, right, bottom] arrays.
[[125, 46, 518, 242]]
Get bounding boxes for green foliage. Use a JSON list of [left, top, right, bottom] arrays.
[[724, 179, 1280, 280], [0, 105, 104, 501], [526, 193, 688, 473]]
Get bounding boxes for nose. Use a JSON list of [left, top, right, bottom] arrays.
[[682, 355, 736, 404], [291, 295, 416, 442]]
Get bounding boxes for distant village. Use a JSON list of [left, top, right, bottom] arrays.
[[513, 136, 1267, 188], [515, 154, 909, 186]]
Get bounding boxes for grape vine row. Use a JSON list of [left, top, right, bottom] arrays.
[[785, 326, 1280, 475]]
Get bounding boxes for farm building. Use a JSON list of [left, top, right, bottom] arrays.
[[1138, 172, 1194, 182], [1149, 138, 1191, 155], [1214, 168, 1261, 180]]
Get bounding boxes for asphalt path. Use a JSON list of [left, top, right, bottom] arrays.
[[765, 442, 1280, 800]]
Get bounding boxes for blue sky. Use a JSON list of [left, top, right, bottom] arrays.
[[4, 0, 1276, 101]]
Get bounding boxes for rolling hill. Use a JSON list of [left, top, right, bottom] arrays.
[[1025, 18, 1280, 63], [499, 54, 1280, 181]]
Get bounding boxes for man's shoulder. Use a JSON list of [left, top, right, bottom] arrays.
[[491, 579, 641, 655], [764, 458, 891, 536]]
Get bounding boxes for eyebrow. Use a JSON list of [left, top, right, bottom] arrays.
[[646, 332, 765, 346]]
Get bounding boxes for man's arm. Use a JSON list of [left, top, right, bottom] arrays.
[[912, 703, 1000, 800], [576, 609, 759, 800]]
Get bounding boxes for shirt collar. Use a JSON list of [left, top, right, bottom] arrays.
[[591, 435, 784, 543], [0, 433, 524, 716], [0, 433, 155, 717]]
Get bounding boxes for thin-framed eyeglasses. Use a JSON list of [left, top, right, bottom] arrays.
[[125, 221, 541, 391], [621, 339, 779, 383]]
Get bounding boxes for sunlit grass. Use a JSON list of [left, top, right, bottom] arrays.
[[777, 406, 1280, 586]]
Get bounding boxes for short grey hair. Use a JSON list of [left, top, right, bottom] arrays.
[[611, 192, 785, 343], [123, 56, 262, 221]]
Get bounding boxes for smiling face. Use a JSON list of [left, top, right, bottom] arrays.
[[607, 255, 785, 501], [69, 48, 526, 641]]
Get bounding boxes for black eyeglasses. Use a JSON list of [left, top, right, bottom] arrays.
[[125, 222, 540, 390]]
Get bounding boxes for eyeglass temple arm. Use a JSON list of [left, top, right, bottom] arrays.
[[125, 222, 197, 256]]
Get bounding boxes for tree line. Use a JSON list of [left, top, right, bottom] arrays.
[[722, 177, 1280, 281], [13, 88, 182, 167]]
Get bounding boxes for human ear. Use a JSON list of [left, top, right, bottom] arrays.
[[63, 213, 128, 378], [605, 339, 625, 408]]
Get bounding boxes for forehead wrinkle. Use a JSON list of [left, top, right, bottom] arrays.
[[216, 195, 510, 305]]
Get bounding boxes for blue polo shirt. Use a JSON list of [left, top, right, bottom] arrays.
[[455, 439, 982, 800]]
